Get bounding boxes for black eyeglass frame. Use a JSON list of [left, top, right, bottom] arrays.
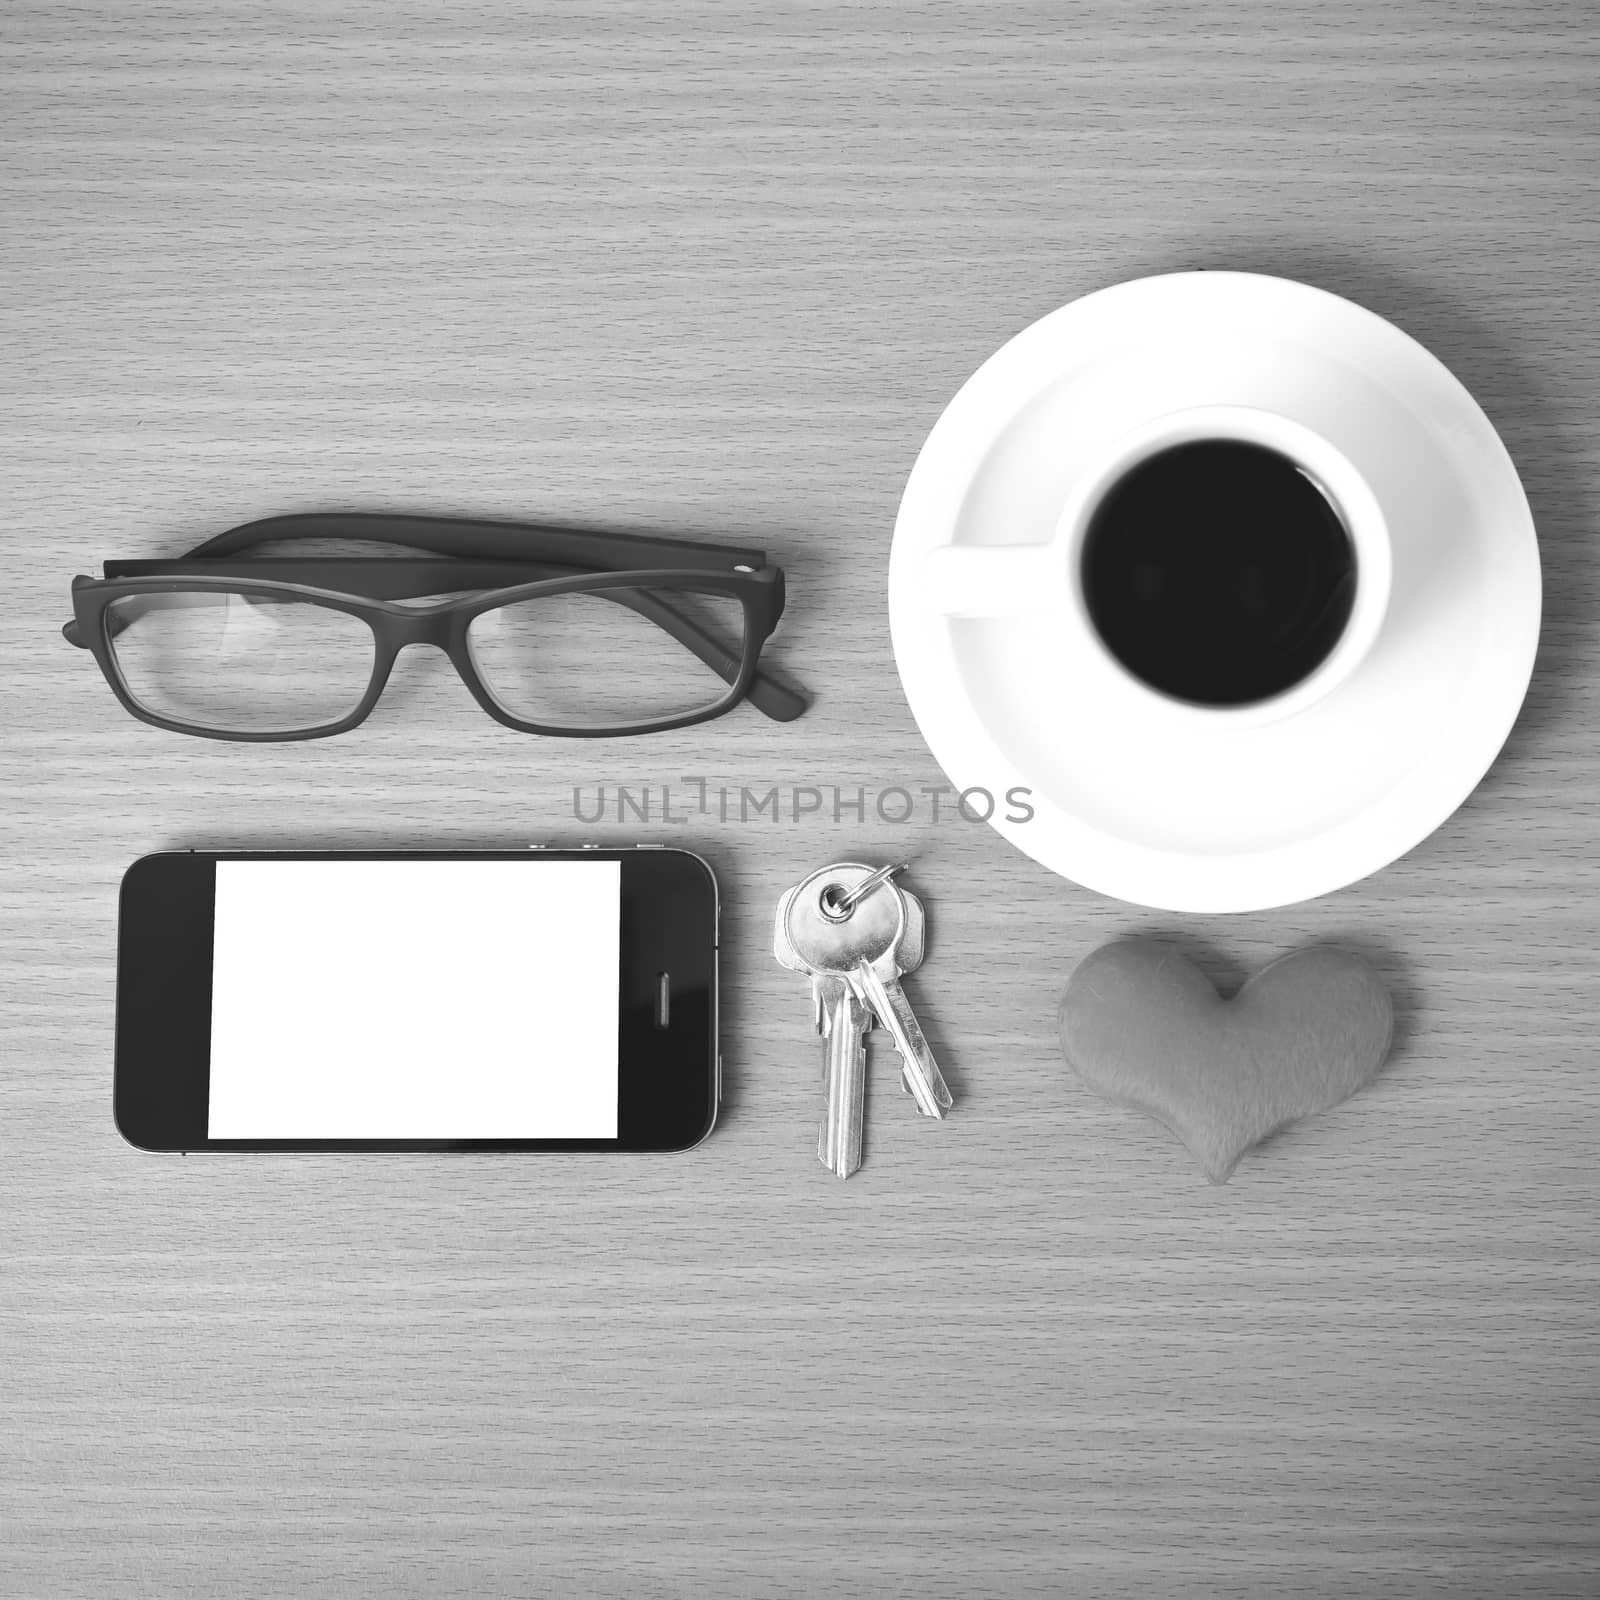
[[65, 513, 807, 741]]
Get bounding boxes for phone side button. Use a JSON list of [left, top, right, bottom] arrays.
[[716, 1054, 723, 1104]]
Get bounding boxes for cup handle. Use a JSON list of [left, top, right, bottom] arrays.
[[919, 545, 1062, 616]]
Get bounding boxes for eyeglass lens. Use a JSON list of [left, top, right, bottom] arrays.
[[465, 586, 747, 729], [107, 592, 376, 735]]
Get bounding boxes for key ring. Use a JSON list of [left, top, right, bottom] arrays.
[[819, 861, 907, 921]]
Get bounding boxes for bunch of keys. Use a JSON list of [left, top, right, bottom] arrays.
[[773, 861, 953, 1178]]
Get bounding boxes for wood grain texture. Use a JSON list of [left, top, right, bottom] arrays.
[[2, 2, 1598, 1595]]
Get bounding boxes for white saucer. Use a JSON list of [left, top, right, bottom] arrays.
[[888, 272, 1541, 912]]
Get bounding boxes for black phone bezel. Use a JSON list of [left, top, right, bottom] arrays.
[[112, 848, 718, 1154]]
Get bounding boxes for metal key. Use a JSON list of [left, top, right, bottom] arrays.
[[775, 881, 877, 1177], [775, 863, 952, 1178], [828, 878, 951, 1118], [817, 976, 871, 1176], [853, 921, 952, 1119]]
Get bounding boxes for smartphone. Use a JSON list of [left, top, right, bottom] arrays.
[[113, 848, 718, 1153]]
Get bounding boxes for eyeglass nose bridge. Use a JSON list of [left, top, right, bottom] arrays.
[[361, 609, 464, 704], [380, 607, 459, 652]]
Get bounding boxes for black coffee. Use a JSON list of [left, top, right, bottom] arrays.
[[1080, 440, 1356, 707]]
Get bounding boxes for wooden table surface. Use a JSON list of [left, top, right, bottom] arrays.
[[4, 3, 1598, 1595]]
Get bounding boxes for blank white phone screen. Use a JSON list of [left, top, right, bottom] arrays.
[[207, 859, 622, 1139]]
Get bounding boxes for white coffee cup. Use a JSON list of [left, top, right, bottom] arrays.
[[919, 404, 1391, 729]]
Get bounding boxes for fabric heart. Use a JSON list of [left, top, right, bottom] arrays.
[[1059, 939, 1393, 1183]]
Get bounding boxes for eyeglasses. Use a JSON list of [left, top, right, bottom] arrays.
[[64, 513, 809, 740]]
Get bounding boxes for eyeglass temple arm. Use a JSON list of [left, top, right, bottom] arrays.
[[187, 513, 773, 574]]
